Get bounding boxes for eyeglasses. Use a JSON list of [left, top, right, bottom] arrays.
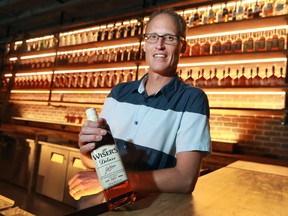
[[143, 33, 184, 45]]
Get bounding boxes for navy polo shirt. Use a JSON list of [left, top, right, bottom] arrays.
[[100, 73, 211, 171]]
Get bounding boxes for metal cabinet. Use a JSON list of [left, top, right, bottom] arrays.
[[36, 142, 86, 207]]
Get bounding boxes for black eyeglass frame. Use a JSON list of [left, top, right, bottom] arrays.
[[143, 33, 185, 45]]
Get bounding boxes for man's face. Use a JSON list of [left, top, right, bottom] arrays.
[[144, 14, 184, 76]]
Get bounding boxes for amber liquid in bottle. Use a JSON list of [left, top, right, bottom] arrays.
[[86, 108, 136, 210]]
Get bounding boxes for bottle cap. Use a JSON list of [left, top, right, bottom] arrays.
[[86, 108, 98, 121]]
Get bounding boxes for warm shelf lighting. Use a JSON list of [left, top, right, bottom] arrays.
[[26, 35, 54, 43], [186, 25, 288, 40], [20, 53, 56, 59], [183, 0, 265, 14], [205, 91, 286, 95], [53, 90, 110, 94], [57, 42, 139, 55], [11, 90, 50, 93], [178, 58, 286, 67], [55, 66, 137, 74]]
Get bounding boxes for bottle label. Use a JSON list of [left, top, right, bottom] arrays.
[[92, 144, 128, 190]]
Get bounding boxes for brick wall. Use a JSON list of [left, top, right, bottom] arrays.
[[9, 88, 288, 160]]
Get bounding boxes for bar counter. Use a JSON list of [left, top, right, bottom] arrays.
[[71, 160, 288, 216]]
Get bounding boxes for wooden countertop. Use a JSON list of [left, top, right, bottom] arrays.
[[70, 160, 288, 216]]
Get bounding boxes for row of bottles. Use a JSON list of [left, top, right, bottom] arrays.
[[12, 70, 135, 89], [59, 19, 142, 47], [180, 65, 286, 87], [5, 35, 57, 54], [182, 0, 287, 28], [56, 45, 143, 66], [5, 1, 287, 54], [182, 28, 286, 57], [3, 45, 144, 72]]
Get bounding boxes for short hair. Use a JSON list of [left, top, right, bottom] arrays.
[[146, 9, 186, 38]]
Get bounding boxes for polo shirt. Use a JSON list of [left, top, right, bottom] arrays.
[[100, 73, 211, 171]]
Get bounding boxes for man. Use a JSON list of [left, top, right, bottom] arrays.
[[69, 8, 211, 202]]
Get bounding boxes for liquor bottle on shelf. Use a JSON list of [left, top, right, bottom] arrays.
[[236, 0, 245, 20], [201, 38, 210, 55], [232, 34, 242, 53], [216, 4, 223, 23], [253, 0, 261, 18], [212, 36, 222, 55], [263, 0, 274, 17], [206, 70, 213, 86], [178, 70, 184, 81], [97, 50, 104, 63], [274, 0, 287, 15], [271, 29, 279, 51], [103, 71, 111, 88], [262, 68, 269, 86], [118, 70, 125, 83], [224, 35, 232, 54], [188, 10, 194, 28], [103, 49, 110, 63], [252, 67, 262, 86], [195, 70, 201, 87], [110, 49, 117, 63], [225, 67, 233, 86], [245, 33, 254, 52], [182, 40, 191, 57], [211, 68, 219, 86], [97, 71, 104, 88], [247, 69, 253, 86], [64, 73, 71, 88], [239, 67, 248, 86], [222, 3, 229, 22], [278, 67, 286, 85], [122, 47, 129, 61], [127, 70, 134, 82], [111, 71, 118, 87], [184, 69, 194, 86], [201, 6, 208, 25], [268, 66, 278, 86], [77, 73, 83, 88], [278, 29, 286, 50], [193, 8, 200, 27], [247, 2, 253, 19], [85, 108, 136, 211], [82, 73, 89, 88], [255, 31, 266, 52], [266, 30, 273, 51], [116, 48, 123, 62], [71, 73, 78, 88], [208, 5, 216, 24], [89, 72, 97, 88], [192, 39, 201, 56], [231, 2, 237, 21], [220, 69, 226, 86]]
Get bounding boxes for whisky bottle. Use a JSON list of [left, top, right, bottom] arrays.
[[85, 108, 136, 210], [278, 67, 286, 85], [252, 67, 262, 86], [262, 68, 269, 86], [233, 69, 239, 86], [211, 68, 219, 86], [239, 67, 248, 86], [193, 8, 200, 27], [184, 69, 194, 86], [225, 67, 233, 86], [247, 69, 253, 86], [268, 66, 277, 86]]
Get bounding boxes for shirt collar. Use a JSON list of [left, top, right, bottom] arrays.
[[137, 73, 180, 101]]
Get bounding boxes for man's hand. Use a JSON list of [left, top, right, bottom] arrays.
[[78, 118, 109, 168], [68, 171, 103, 200]]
